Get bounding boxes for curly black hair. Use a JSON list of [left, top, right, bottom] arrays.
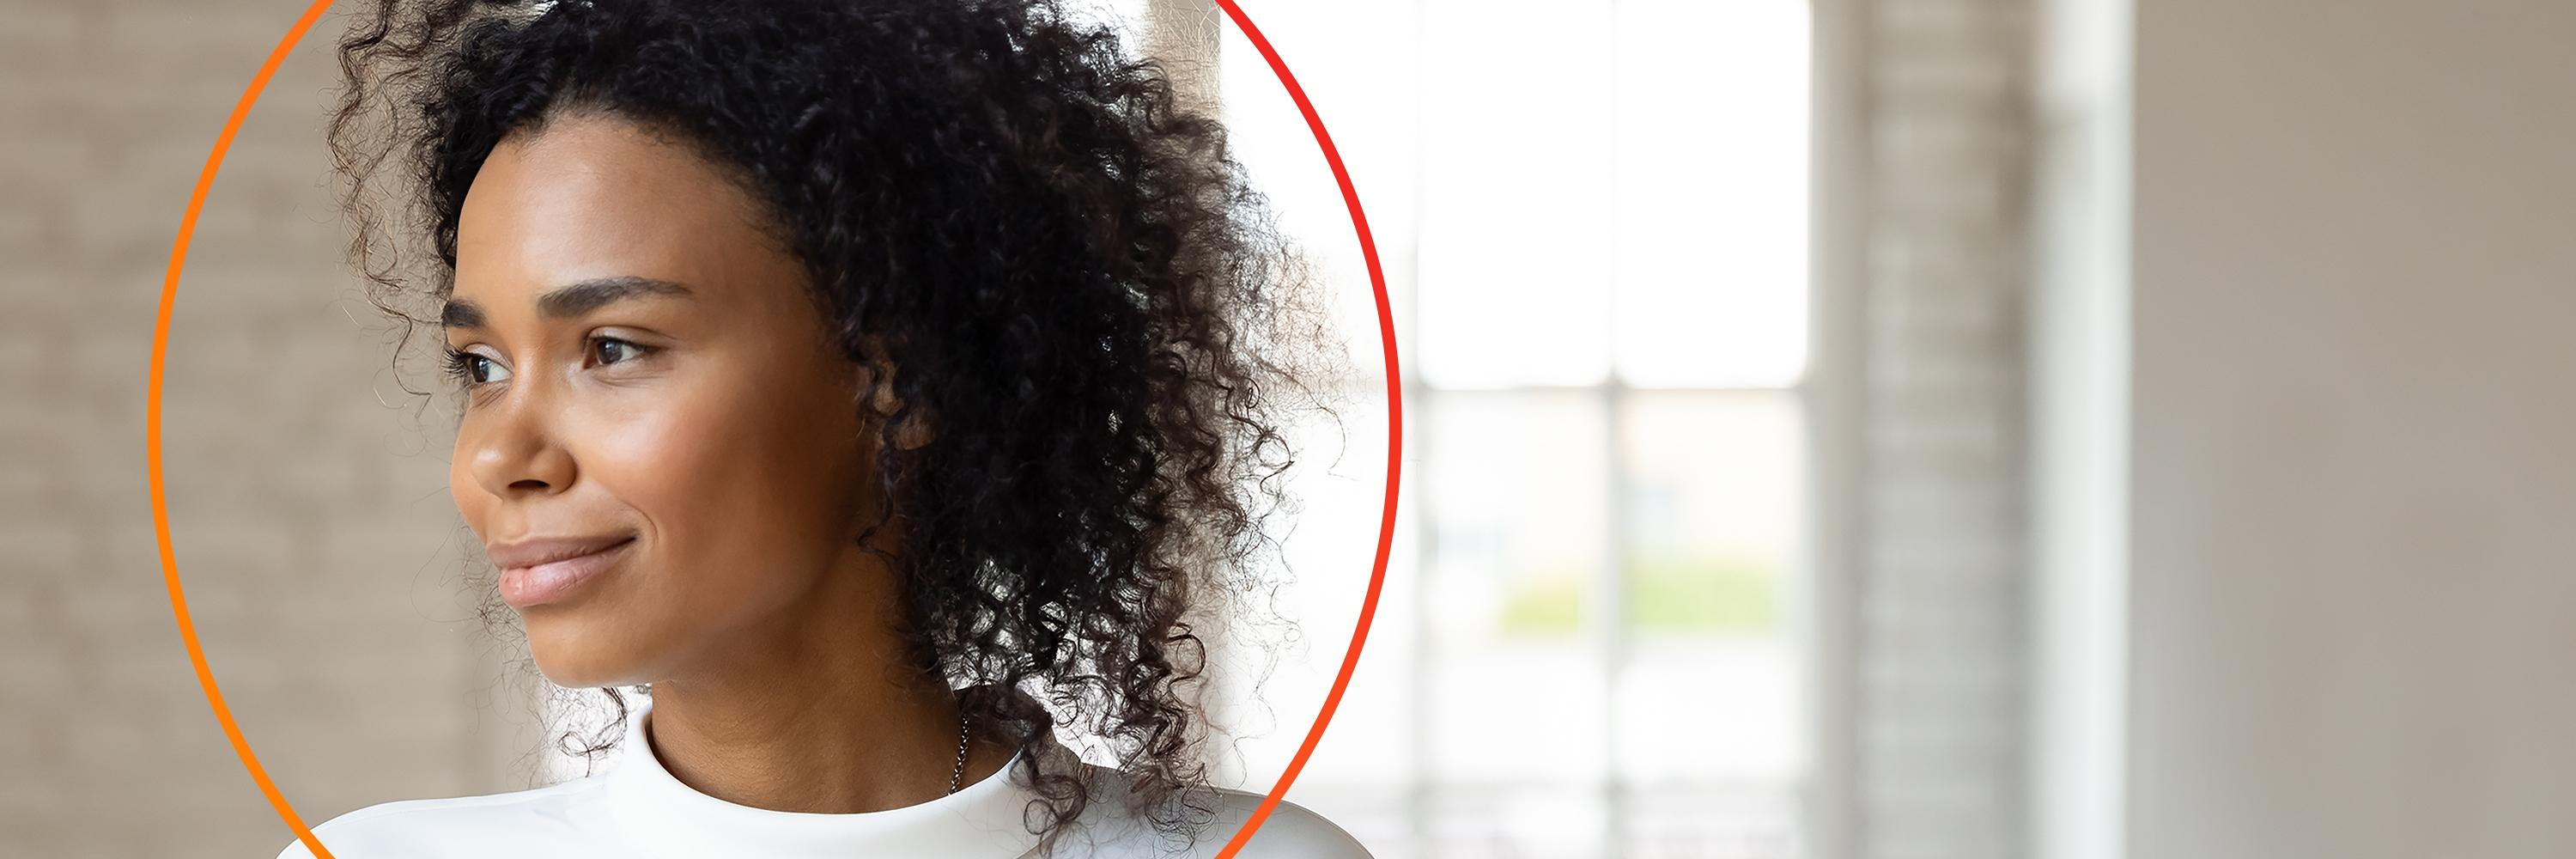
[[325, 0, 1350, 852]]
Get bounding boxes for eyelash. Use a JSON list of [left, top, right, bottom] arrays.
[[441, 336, 653, 389]]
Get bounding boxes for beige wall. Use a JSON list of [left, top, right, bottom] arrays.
[[2124, 1, 2576, 857], [4, 3, 538, 856]]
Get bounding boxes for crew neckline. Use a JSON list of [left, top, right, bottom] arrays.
[[599, 696, 1047, 859]]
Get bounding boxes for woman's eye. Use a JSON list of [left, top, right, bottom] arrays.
[[447, 349, 511, 385], [590, 337, 643, 367]]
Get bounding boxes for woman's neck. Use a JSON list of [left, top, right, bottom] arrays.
[[634, 556, 1004, 813]]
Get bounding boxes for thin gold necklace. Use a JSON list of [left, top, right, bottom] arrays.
[[946, 710, 971, 795]]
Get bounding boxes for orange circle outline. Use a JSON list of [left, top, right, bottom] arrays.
[[149, 3, 1400, 857]]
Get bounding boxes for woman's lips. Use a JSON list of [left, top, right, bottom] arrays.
[[489, 534, 635, 610]]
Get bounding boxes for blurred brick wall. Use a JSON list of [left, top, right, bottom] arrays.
[[3, 3, 542, 856]]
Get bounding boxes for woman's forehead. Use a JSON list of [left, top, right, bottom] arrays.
[[452, 114, 794, 314]]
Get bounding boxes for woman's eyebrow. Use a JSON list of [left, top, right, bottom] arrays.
[[537, 276, 696, 317], [440, 276, 696, 330]]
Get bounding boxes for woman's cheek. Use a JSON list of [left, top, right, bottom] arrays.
[[585, 397, 708, 497], [582, 378, 794, 588], [583, 392, 718, 536]]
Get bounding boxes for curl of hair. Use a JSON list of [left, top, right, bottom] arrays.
[[325, 0, 1352, 853]]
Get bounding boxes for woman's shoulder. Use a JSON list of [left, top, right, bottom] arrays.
[[270, 777, 609, 859], [1197, 786, 1372, 859], [1066, 766, 1373, 859]]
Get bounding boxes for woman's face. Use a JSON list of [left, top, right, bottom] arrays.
[[443, 113, 887, 687]]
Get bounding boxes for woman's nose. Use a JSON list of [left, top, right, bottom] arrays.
[[465, 389, 576, 499]]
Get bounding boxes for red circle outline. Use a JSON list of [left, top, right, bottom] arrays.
[[145, 2, 1400, 857]]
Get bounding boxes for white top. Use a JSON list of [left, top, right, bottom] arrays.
[[274, 698, 1370, 858]]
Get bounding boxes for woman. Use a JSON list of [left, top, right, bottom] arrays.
[[285, 0, 1366, 856]]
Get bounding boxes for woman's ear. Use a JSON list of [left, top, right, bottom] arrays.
[[856, 356, 937, 451]]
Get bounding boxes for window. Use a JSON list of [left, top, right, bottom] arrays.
[[1189, 1, 1820, 856]]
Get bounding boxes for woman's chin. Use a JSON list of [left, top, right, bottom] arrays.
[[523, 621, 650, 690]]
